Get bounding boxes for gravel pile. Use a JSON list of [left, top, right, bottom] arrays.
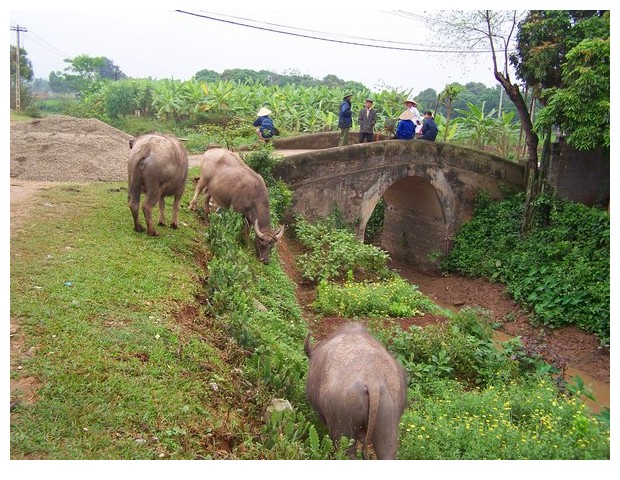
[[10, 115, 134, 182]]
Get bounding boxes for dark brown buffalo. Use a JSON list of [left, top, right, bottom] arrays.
[[127, 133, 188, 236], [304, 322, 408, 459], [188, 147, 284, 264]]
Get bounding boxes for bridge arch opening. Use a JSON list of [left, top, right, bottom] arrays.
[[366, 175, 448, 273]]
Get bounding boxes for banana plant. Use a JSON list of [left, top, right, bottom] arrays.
[[434, 112, 458, 141], [152, 78, 184, 122], [454, 101, 498, 148]]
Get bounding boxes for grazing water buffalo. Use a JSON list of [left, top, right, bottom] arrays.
[[304, 322, 408, 459], [127, 133, 188, 236], [188, 147, 284, 264]]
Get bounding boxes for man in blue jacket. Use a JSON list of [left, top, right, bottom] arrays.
[[420, 111, 439, 141], [338, 93, 353, 146]]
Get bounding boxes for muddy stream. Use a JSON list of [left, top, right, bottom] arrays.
[[391, 263, 610, 415]]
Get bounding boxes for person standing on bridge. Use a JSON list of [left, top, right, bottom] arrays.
[[357, 98, 377, 143], [338, 93, 353, 146], [420, 111, 439, 141]]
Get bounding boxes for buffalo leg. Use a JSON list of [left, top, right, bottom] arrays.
[[142, 192, 161, 236], [189, 178, 207, 211], [242, 218, 251, 246], [128, 190, 145, 233], [157, 198, 166, 226], [203, 193, 212, 223], [170, 193, 182, 229]]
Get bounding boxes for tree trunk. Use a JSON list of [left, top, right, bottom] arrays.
[[493, 71, 540, 234], [444, 99, 452, 142], [537, 124, 553, 198]]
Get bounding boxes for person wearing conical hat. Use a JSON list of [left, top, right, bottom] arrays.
[[253, 107, 276, 142], [338, 93, 353, 146], [393, 110, 415, 140], [404, 95, 423, 135]]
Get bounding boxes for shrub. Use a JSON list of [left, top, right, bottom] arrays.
[[294, 214, 390, 282], [376, 309, 526, 388], [313, 276, 442, 319], [443, 192, 609, 344], [400, 377, 610, 459]]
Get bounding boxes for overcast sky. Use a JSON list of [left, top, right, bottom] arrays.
[[8, 1, 521, 94], [2, 2, 617, 474]]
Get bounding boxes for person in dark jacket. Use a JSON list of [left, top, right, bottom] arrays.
[[253, 107, 275, 142], [420, 111, 438, 141], [357, 98, 377, 143], [393, 110, 415, 140], [338, 93, 353, 146]]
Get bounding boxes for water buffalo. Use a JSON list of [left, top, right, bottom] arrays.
[[188, 147, 284, 264], [304, 322, 408, 460], [127, 133, 188, 236]]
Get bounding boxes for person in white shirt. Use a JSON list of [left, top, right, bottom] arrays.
[[404, 95, 423, 136]]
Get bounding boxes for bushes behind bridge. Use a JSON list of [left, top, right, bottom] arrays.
[[442, 191, 610, 345]]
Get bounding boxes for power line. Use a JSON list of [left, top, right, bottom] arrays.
[[23, 30, 70, 59], [388, 10, 432, 23], [175, 10, 495, 54], [10, 22, 70, 60], [197, 10, 440, 49]]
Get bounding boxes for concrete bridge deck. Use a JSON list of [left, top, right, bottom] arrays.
[[271, 133, 525, 273]]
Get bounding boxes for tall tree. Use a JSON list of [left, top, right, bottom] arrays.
[[512, 10, 610, 151], [511, 10, 609, 200], [49, 54, 125, 93], [194, 69, 220, 82], [429, 10, 540, 232], [10, 45, 33, 83], [98, 57, 127, 81]]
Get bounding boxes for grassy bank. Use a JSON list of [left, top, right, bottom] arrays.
[[10, 173, 609, 461], [9, 176, 302, 459]]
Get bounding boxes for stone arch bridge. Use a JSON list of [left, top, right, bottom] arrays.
[[273, 133, 526, 273]]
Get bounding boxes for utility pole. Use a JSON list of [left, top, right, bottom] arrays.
[[11, 24, 28, 111]]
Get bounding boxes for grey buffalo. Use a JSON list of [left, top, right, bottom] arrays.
[[304, 322, 408, 459], [127, 133, 188, 236], [188, 147, 284, 264]]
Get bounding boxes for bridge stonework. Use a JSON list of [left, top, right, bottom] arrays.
[[274, 136, 525, 273]]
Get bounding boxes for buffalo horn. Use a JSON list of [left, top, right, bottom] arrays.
[[254, 219, 266, 240], [275, 225, 284, 240]]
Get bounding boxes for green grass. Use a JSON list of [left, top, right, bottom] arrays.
[[10, 110, 36, 122], [9, 178, 272, 459], [10, 173, 610, 461], [400, 377, 610, 460]]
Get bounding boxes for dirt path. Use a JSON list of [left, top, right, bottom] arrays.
[[10, 180, 59, 233]]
